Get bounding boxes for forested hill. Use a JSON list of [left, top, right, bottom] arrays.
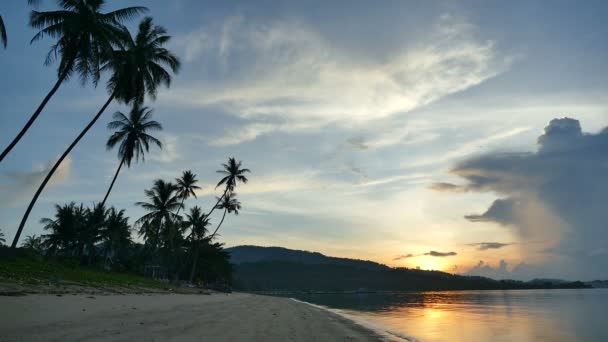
[[226, 245, 388, 271], [226, 246, 589, 292]]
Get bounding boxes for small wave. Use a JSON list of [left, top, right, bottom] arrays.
[[289, 298, 420, 342]]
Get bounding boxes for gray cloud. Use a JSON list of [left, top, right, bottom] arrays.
[[467, 242, 512, 250], [393, 254, 414, 260], [425, 251, 457, 257], [437, 117, 608, 279]]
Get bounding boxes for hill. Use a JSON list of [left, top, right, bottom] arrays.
[[226, 246, 589, 292]]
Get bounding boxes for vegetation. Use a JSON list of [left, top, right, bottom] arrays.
[[0, 1, 241, 290]]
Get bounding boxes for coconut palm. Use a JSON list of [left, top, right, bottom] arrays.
[[184, 206, 210, 282], [13, 17, 180, 247], [40, 202, 87, 255], [22, 235, 44, 252], [0, 0, 147, 163], [101, 104, 162, 207], [0, 229, 5, 245], [135, 180, 181, 250], [209, 192, 241, 240], [175, 170, 200, 216], [0, 15, 6, 49], [101, 208, 131, 267], [208, 158, 250, 218]]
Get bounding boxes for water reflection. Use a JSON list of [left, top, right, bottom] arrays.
[[289, 289, 608, 342]]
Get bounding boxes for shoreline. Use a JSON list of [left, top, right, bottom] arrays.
[[0, 292, 385, 341]]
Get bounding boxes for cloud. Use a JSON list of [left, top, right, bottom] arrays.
[[149, 134, 180, 163], [0, 157, 72, 208], [438, 117, 608, 279], [393, 254, 415, 260], [425, 250, 457, 257], [463, 260, 538, 281], [467, 242, 512, 250], [170, 14, 510, 145]]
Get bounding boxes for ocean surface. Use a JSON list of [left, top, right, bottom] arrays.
[[289, 288, 608, 342]]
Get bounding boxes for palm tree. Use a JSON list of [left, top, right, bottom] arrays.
[[0, 229, 5, 245], [22, 235, 44, 253], [0, 0, 147, 163], [209, 192, 241, 240], [175, 170, 200, 216], [135, 180, 181, 250], [101, 208, 131, 267], [40, 202, 86, 255], [101, 104, 162, 207], [208, 158, 250, 218], [184, 206, 210, 282], [13, 16, 180, 247], [0, 15, 7, 49]]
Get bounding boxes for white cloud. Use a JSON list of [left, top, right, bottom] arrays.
[[0, 157, 72, 208], [149, 134, 180, 163], [169, 14, 511, 145]]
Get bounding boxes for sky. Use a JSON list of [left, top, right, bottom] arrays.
[[1, 0, 607, 280]]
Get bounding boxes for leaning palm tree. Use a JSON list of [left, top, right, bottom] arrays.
[[208, 158, 250, 218], [135, 180, 181, 250], [0, 15, 7, 49], [208, 192, 241, 240], [13, 17, 180, 247], [101, 104, 162, 207], [175, 170, 200, 216], [0, 0, 147, 163]]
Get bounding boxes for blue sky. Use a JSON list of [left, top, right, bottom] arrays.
[[1, 0, 607, 280]]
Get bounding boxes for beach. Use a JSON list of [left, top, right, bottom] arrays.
[[0, 292, 383, 341]]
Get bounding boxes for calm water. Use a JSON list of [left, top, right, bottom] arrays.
[[289, 289, 608, 342]]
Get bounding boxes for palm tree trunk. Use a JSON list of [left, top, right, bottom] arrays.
[[11, 93, 116, 248], [0, 62, 73, 164], [188, 244, 200, 283], [100, 156, 126, 207], [207, 188, 228, 218], [208, 209, 227, 240]]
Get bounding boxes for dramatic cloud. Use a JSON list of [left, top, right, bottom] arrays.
[[170, 14, 510, 145], [0, 157, 72, 208], [425, 251, 457, 257], [468, 242, 512, 250], [436, 117, 608, 279]]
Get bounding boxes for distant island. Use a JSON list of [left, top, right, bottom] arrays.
[[227, 246, 591, 292]]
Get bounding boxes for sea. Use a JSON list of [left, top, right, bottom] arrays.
[[288, 288, 608, 342]]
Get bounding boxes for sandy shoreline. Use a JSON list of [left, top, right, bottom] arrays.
[[0, 292, 384, 341]]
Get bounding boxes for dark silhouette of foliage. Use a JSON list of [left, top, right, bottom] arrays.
[[175, 170, 200, 216], [209, 192, 241, 240], [0, 15, 7, 48], [22, 235, 44, 253], [0, 0, 147, 164], [0, 229, 5, 245], [102, 104, 163, 207], [13, 16, 179, 248], [136, 179, 181, 250]]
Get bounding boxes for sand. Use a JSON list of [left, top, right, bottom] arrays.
[[0, 293, 383, 341]]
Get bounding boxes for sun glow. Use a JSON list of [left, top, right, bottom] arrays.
[[416, 257, 448, 271]]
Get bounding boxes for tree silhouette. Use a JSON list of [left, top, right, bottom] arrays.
[[0, 15, 6, 48], [0, 229, 5, 245], [13, 16, 180, 247], [135, 180, 181, 251], [0, 0, 147, 163], [208, 158, 250, 220], [22, 235, 44, 252], [40, 202, 87, 256], [209, 192, 241, 240], [184, 206, 210, 282], [102, 104, 162, 207], [175, 170, 200, 216], [101, 208, 131, 267]]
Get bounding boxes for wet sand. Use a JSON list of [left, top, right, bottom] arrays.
[[0, 292, 383, 341]]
